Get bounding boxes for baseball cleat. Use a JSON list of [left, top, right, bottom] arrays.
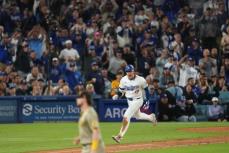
[[112, 135, 122, 143], [151, 113, 157, 126]]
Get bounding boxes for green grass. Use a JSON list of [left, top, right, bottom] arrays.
[[120, 143, 229, 153], [0, 122, 228, 153]]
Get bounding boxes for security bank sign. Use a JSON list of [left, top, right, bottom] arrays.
[[21, 102, 80, 122]]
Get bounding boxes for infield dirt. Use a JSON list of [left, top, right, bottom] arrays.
[[33, 126, 229, 153]]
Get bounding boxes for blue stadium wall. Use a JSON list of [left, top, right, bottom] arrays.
[[0, 96, 158, 123]]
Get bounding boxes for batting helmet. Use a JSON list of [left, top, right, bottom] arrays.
[[125, 64, 135, 72]]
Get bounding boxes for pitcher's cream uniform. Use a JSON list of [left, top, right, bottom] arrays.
[[79, 107, 105, 153], [119, 75, 149, 121]]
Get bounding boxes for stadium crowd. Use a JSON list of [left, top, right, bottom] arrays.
[[0, 0, 228, 121]]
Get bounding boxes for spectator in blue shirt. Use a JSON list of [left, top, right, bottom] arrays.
[[90, 32, 104, 56], [27, 25, 46, 59], [63, 58, 82, 93], [187, 38, 202, 65], [0, 34, 11, 64], [50, 57, 62, 84]]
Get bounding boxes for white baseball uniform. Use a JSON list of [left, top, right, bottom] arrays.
[[119, 75, 153, 121]]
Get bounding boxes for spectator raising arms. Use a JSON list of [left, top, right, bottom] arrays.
[[59, 40, 80, 62]]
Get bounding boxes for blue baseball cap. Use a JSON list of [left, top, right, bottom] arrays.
[[91, 61, 98, 66], [125, 64, 135, 72], [161, 93, 168, 98], [9, 83, 16, 89], [188, 57, 194, 61], [0, 71, 6, 76], [77, 81, 84, 85], [89, 45, 95, 50]]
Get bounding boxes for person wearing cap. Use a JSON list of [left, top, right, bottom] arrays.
[[63, 57, 82, 93], [112, 64, 157, 143], [158, 93, 174, 121], [178, 55, 199, 87], [0, 33, 11, 65], [86, 61, 105, 96], [83, 45, 101, 76], [173, 96, 196, 122], [166, 79, 183, 101], [187, 38, 202, 65], [208, 97, 226, 121], [139, 28, 157, 49], [50, 57, 62, 84], [59, 39, 80, 62], [6, 83, 17, 96], [0, 71, 6, 83], [164, 55, 179, 83]]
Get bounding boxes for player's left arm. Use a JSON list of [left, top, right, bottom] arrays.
[[91, 127, 100, 153], [142, 77, 150, 100], [144, 87, 150, 100], [88, 113, 100, 153]]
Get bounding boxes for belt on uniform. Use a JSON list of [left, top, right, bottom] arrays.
[[127, 97, 141, 101], [82, 143, 91, 147]]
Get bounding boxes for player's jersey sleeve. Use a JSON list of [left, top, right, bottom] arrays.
[[141, 77, 148, 89]]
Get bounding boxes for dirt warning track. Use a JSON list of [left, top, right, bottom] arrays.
[[33, 126, 229, 153]]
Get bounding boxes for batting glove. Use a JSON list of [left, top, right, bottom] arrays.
[[112, 94, 119, 100]]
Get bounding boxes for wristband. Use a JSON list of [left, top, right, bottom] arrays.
[[91, 140, 99, 151]]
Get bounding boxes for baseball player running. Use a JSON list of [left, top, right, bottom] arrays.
[[112, 64, 157, 143], [74, 91, 105, 153]]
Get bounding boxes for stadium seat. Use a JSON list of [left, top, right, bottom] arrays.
[[219, 91, 229, 104], [195, 105, 209, 121]]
